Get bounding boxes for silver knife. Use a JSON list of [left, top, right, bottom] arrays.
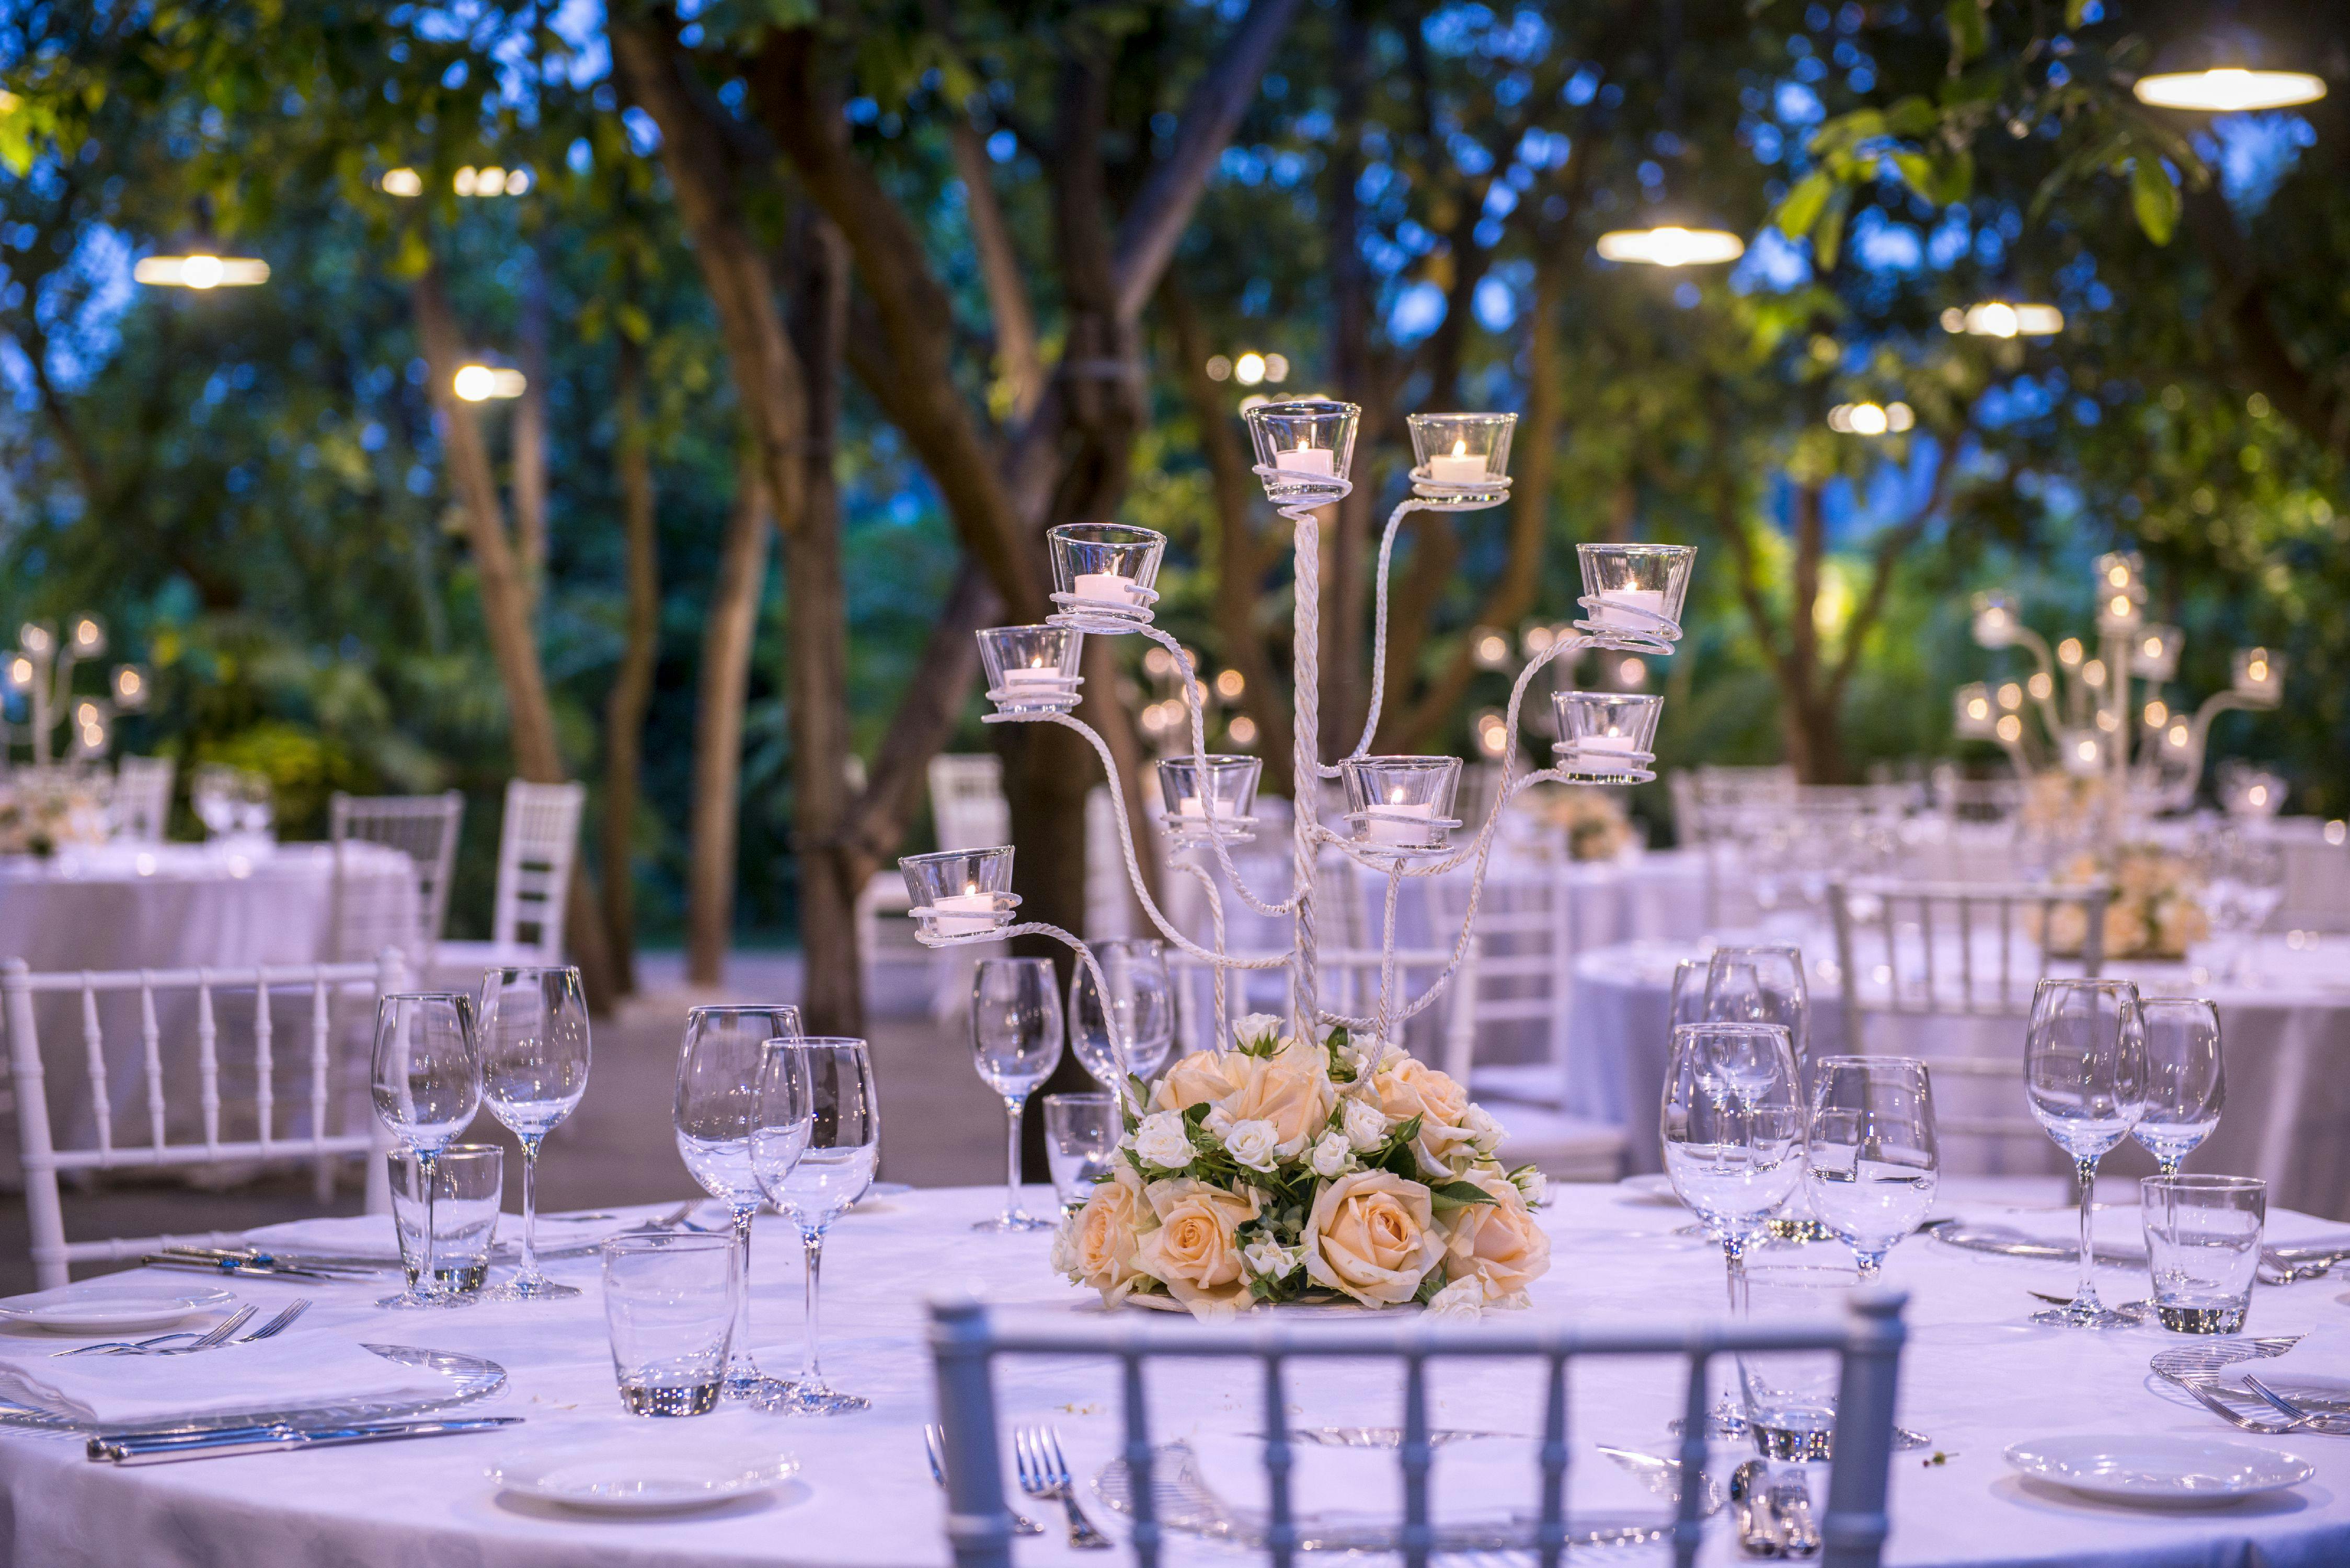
[[159, 1246, 388, 1274], [140, 1255, 343, 1282], [90, 1416, 522, 1465]]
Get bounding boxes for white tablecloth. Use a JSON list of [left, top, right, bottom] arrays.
[[1564, 933, 2350, 1214], [7, 1183, 2350, 1566]]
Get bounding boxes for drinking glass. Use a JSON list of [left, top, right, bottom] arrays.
[[1804, 1057, 1939, 1281], [388, 1143, 502, 1296], [675, 1004, 805, 1401], [2024, 978, 2147, 1329], [2133, 998, 2223, 1175], [2141, 1174, 2265, 1335], [753, 1037, 880, 1415], [1667, 958, 1709, 1033], [603, 1233, 737, 1416], [1044, 1092, 1121, 1214], [192, 763, 239, 840], [477, 965, 592, 1301], [1705, 946, 1817, 1239], [1737, 1262, 1860, 1461], [1069, 940, 1175, 1091], [2207, 833, 2284, 985], [369, 992, 483, 1309], [971, 959, 1063, 1233]]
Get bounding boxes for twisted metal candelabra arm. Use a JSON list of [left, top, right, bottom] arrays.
[[1345, 477, 1513, 773], [1171, 855, 1230, 1038], [1135, 622, 1298, 920], [915, 918, 1140, 1112]]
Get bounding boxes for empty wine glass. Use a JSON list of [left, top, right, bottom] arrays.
[[675, 1004, 805, 1402], [477, 965, 592, 1302], [971, 959, 1063, 1233], [2025, 978, 2147, 1329], [753, 1037, 879, 1416], [2206, 833, 2284, 985], [1667, 958, 1710, 1033], [1804, 1056, 1939, 1281], [1705, 945, 1817, 1239], [2133, 998, 2222, 1176], [1069, 939, 1175, 1091], [369, 992, 483, 1310]]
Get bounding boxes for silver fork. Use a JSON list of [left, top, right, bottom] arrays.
[[923, 1423, 1044, 1537], [139, 1304, 257, 1356], [235, 1299, 309, 1343], [2241, 1374, 2350, 1434], [55, 1330, 205, 1358], [1015, 1425, 1110, 1550], [2179, 1374, 2305, 1434]]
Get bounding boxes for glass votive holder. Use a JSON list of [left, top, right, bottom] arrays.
[[1042, 1092, 1121, 1215], [1405, 412, 1516, 505], [1339, 755, 1461, 850], [1969, 590, 2020, 649], [2233, 647, 2283, 704], [1048, 524, 1165, 619], [1243, 399, 1360, 499], [2129, 624, 2183, 681], [1575, 543, 1696, 639], [603, 1233, 738, 1416], [1952, 683, 1999, 741], [1552, 691, 1664, 782], [2222, 767, 2287, 818], [2141, 1174, 2264, 1335], [388, 1143, 503, 1296], [977, 625, 1083, 714], [1156, 755, 1262, 841], [899, 846, 1018, 940]]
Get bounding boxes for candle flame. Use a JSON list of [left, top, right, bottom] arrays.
[[1450, 438, 1466, 457]]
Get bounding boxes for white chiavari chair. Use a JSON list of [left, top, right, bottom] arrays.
[[434, 779, 583, 981], [3, 952, 407, 1288], [330, 789, 463, 970], [927, 1292, 1908, 1568]]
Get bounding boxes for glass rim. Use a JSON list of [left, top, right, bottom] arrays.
[[762, 1035, 871, 1052], [1046, 522, 1164, 547], [1044, 1090, 1119, 1105], [602, 1231, 731, 1256], [2137, 995, 2221, 1012], [899, 846, 1013, 868], [389, 1140, 501, 1160], [1671, 1020, 1794, 1039], [1242, 397, 1360, 419], [1706, 942, 1802, 960], [379, 990, 476, 1004], [485, 964, 582, 981], [1158, 753, 1259, 769], [2140, 1173, 2265, 1193], [1811, 1053, 1926, 1071], [2032, 976, 2141, 996], [685, 1002, 805, 1022]]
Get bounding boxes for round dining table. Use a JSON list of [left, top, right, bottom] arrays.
[[5, 1181, 2350, 1566]]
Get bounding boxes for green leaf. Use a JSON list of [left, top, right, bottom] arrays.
[[2131, 156, 2180, 245], [1773, 170, 1835, 239], [1812, 188, 1852, 272], [1884, 96, 1940, 136], [1413, 1267, 1448, 1306], [1945, 0, 1986, 66], [1427, 1180, 1501, 1211], [1183, 1101, 1211, 1126], [1889, 151, 1934, 197]]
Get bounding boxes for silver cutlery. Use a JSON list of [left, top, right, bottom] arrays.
[[1728, 1460, 1780, 1557], [1767, 1472, 1820, 1558], [2239, 1374, 2350, 1433], [2177, 1375, 2307, 1434], [56, 1330, 208, 1358], [924, 1422, 1045, 1536], [233, 1299, 309, 1344], [141, 1255, 344, 1283], [2150, 1335, 2305, 1386], [1015, 1424, 1110, 1550], [146, 1303, 261, 1355], [156, 1247, 386, 1277], [88, 1414, 522, 1465], [1595, 1445, 1725, 1514]]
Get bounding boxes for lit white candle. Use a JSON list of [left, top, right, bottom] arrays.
[[932, 889, 1001, 936], [1576, 732, 1641, 755], [1176, 796, 1234, 818], [1000, 666, 1065, 696], [1426, 439, 1487, 486], [1071, 571, 1141, 606], [1595, 587, 1666, 629], [1362, 801, 1437, 845], [1275, 446, 1336, 477]]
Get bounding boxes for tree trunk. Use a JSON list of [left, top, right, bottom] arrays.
[[512, 241, 551, 620], [1779, 482, 1849, 784], [686, 457, 772, 985], [600, 328, 660, 993]]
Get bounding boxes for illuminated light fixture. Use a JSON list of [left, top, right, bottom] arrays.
[[2056, 637, 2084, 667], [452, 364, 528, 401], [1522, 625, 1556, 658], [380, 167, 425, 197], [1940, 301, 2065, 338], [1471, 628, 1513, 671], [2027, 672, 2053, 700], [1995, 714, 2024, 744], [1997, 682, 2024, 711], [1233, 352, 1267, 387], [2143, 700, 2169, 729], [1473, 708, 1512, 759], [134, 253, 269, 289], [452, 165, 531, 197], [112, 664, 150, 710], [1264, 353, 1290, 383], [1213, 668, 1245, 701], [2082, 658, 2108, 689], [1613, 656, 1647, 689], [2134, 66, 2324, 112], [3, 653, 31, 690], [1595, 224, 1744, 267], [1226, 714, 1259, 747], [1827, 401, 1913, 435], [1205, 355, 1233, 382]]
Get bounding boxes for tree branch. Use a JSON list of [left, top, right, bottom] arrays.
[[948, 114, 1044, 424]]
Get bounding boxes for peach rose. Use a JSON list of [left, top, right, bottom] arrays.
[[1440, 1173, 1551, 1305], [1151, 1050, 1248, 1116], [1367, 1057, 1476, 1175], [1302, 1169, 1442, 1306], [1054, 1163, 1151, 1304], [1213, 1040, 1335, 1157], [1136, 1177, 1262, 1317]]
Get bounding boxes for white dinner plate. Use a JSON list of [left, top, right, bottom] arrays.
[[1614, 1174, 1683, 1208], [0, 1285, 237, 1335], [2004, 1434, 2313, 1505], [490, 1436, 799, 1514]]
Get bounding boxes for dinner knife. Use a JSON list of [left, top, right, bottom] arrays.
[[140, 1255, 343, 1282], [155, 1247, 385, 1276], [89, 1415, 522, 1465]]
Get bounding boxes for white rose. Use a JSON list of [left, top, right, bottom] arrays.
[[1235, 1013, 1289, 1053], [1310, 1132, 1354, 1179], [1343, 1097, 1389, 1151], [1223, 1117, 1281, 1174], [1242, 1238, 1298, 1281], [1511, 1167, 1548, 1207], [1203, 1107, 1235, 1139], [1463, 1103, 1503, 1157], [1427, 1276, 1486, 1320], [1134, 1110, 1196, 1170]]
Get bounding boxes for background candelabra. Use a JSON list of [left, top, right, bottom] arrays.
[[1951, 551, 2280, 820], [901, 399, 1695, 1099], [1, 615, 150, 766]]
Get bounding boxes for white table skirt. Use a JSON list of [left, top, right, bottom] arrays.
[[1564, 933, 2350, 1213], [7, 1183, 2350, 1566]]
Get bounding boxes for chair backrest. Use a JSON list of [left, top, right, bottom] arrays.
[[1694, 764, 1798, 809], [330, 790, 465, 963], [1427, 870, 1571, 1079], [931, 754, 1011, 852], [490, 780, 584, 960], [3, 953, 406, 1288], [927, 1294, 1907, 1568], [112, 755, 175, 843], [1165, 943, 1459, 1060]]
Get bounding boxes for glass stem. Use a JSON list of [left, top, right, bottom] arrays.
[[730, 1203, 758, 1374], [2073, 1156, 2100, 1305], [1855, 1250, 1883, 1284], [2157, 1155, 2180, 1179], [800, 1227, 827, 1387], [1723, 1236, 1749, 1315], [1004, 1094, 1027, 1219], [417, 1148, 439, 1299], [517, 1135, 543, 1281]]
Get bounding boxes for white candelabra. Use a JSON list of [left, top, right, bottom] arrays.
[[901, 401, 1695, 1103], [2, 616, 148, 766], [1951, 551, 2281, 817]]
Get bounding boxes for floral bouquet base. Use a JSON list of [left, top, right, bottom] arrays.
[[2035, 843, 2208, 961], [1051, 1016, 1550, 1321]]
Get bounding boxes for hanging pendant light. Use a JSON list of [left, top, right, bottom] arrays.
[[2133, 28, 2326, 112], [1596, 220, 1744, 267], [133, 251, 269, 289]]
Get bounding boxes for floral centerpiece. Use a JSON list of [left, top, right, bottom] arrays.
[[2040, 843, 2208, 960], [1051, 1014, 1550, 1321], [0, 773, 106, 857], [1528, 785, 1635, 862]]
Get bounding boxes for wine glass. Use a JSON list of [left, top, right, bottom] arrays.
[[1705, 945, 1816, 1238], [1069, 939, 1175, 1091], [971, 958, 1063, 1233], [2214, 835, 2284, 985], [476, 965, 592, 1302], [753, 1037, 880, 1416], [369, 993, 483, 1310], [2132, 997, 2222, 1176], [1804, 1056, 1940, 1281], [2024, 978, 2147, 1329], [1667, 958, 1710, 1033], [675, 1004, 804, 1401]]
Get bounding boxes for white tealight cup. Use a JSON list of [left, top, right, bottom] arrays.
[[1275, 446, 1336, 477], [1425, 449, 1488, 485], [1071, 571, 1140, 606], [1577, 733, 1641, 754], [931, 891, 1001, 936], [999, 667, 1065, 696], [1595, 587, 1666, 629], [1175, 797, 1233, 818], [1362, 802, 1437, 845]]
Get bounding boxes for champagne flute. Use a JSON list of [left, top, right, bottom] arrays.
[[477, 965, 592, 1302], [1705, 944, 1817, 1239], [1069, 939, 1175, 1090], [2024, 978, 2147, 1329], [753, 1037, 880, 1415], [369, 993, 483, 1310], [1804, 1056, 1939, 1281], [675, 1004, 805, 1401], [971, 959, 1062, 1233], [2133, 998, 2222, 1176]]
